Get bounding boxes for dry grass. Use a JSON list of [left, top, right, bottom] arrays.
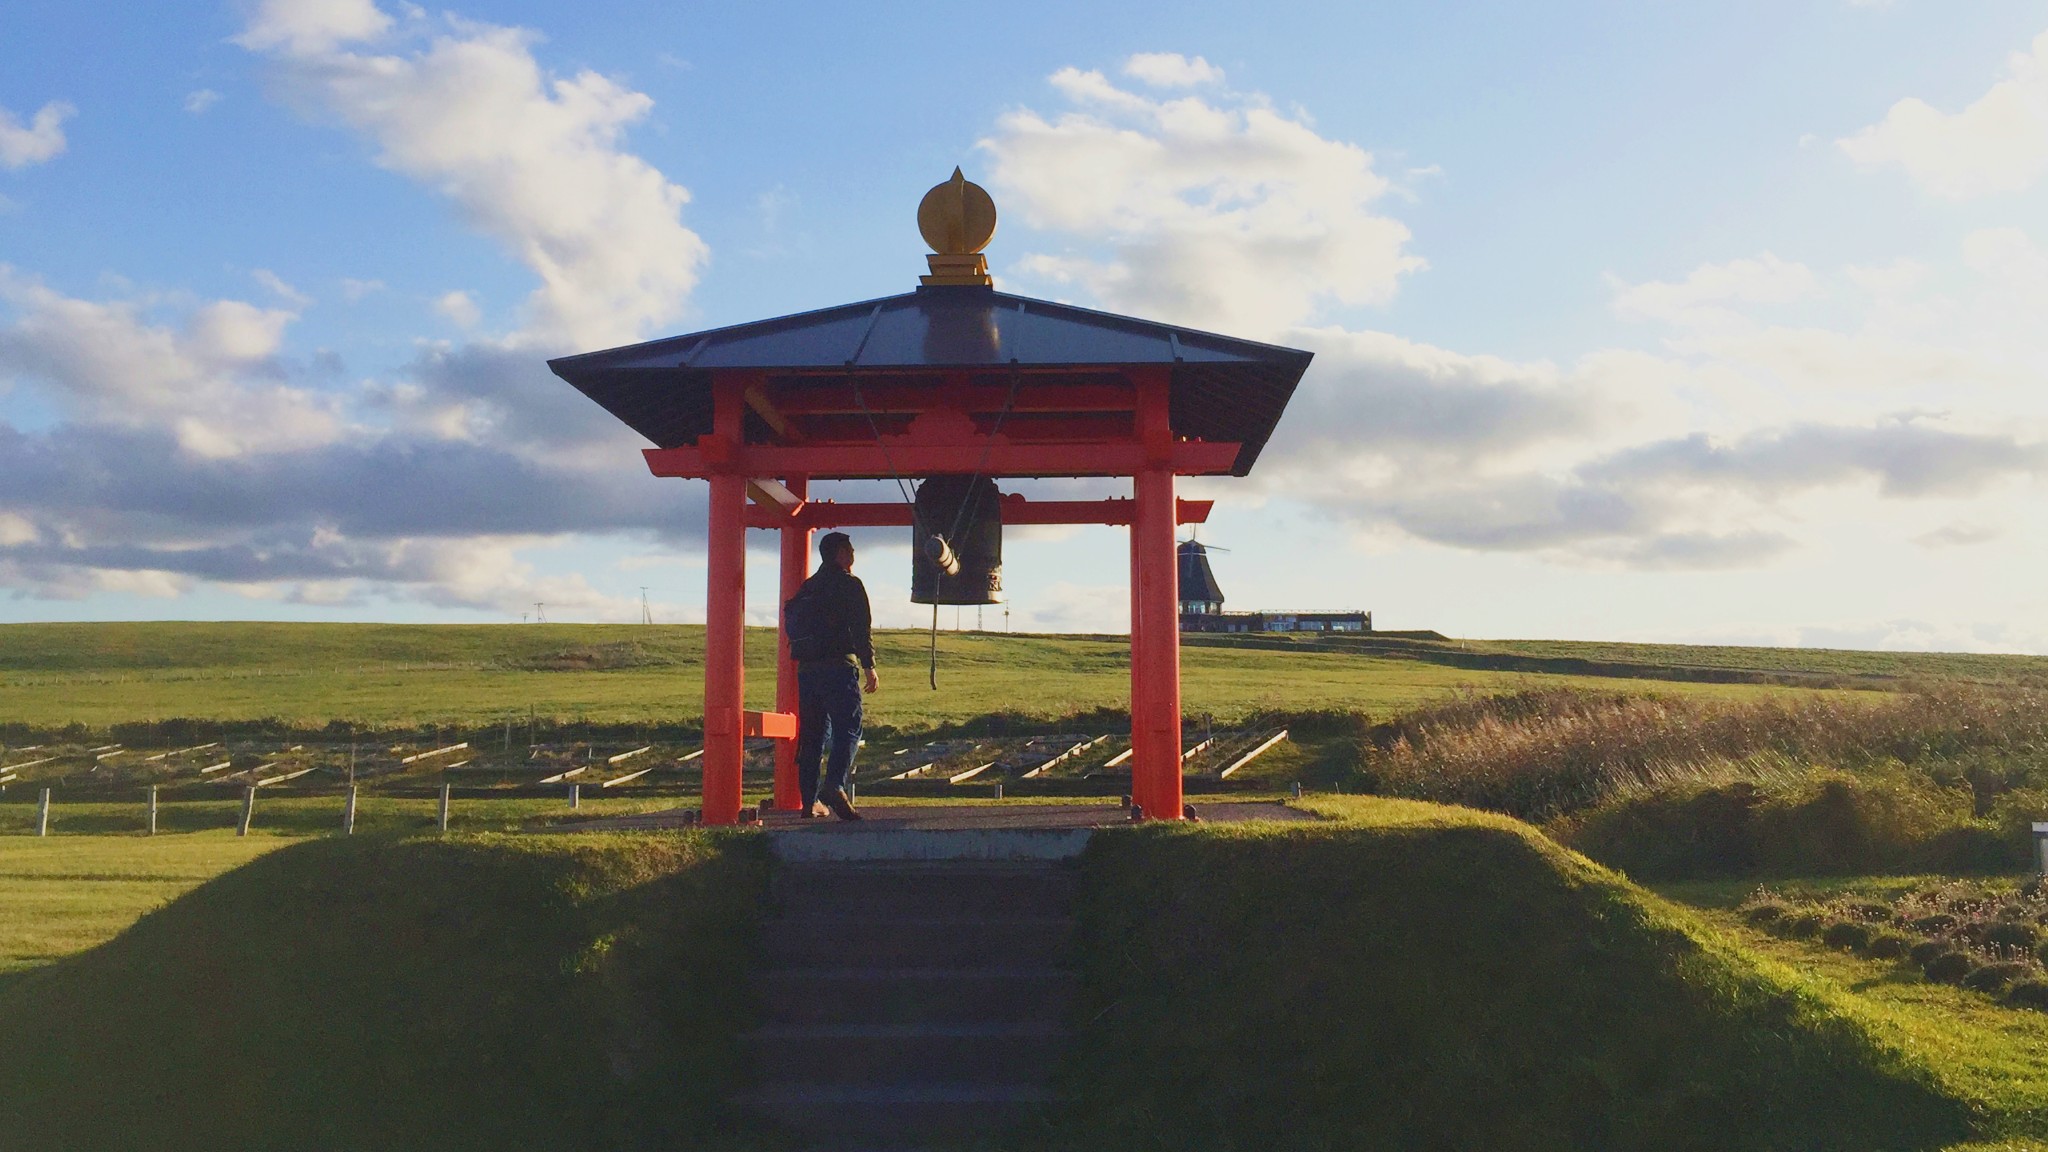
[[1365, 685, 2048, 822]]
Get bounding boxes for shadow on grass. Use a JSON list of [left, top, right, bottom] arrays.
[[0, 831, 783, 1152], [1030, 819, 1976, 1152]]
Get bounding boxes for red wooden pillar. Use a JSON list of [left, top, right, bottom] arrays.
[[701, 375, 747, 825], [1127, 501, 1150, 814], [1131, 369, 1183, 819], [773, 476, 811, 811]]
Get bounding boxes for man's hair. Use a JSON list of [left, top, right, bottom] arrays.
[[818, 531, 853, 561]]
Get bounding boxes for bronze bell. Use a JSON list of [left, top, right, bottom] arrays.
[[911, 475, 1003, 605]]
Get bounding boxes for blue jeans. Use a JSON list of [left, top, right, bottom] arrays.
[[797, 663, 863, 805]]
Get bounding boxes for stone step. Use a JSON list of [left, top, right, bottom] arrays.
[[774, 863, 1077, 920], [756, 968, 1077, 1027], [745, 1022, 1067, 1086], [737, 1082, 1052, 1144], [761, 915, 1075, 969]]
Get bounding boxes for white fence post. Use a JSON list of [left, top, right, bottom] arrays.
[[147, 784, 158, 836], [238, 786, 255, 837], [569, 783, 581, 809], [438, 783, 451, 832], [343, 785, 358, 835], [36, 788, 51, 837]]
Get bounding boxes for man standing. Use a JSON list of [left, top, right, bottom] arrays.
[[787, 531, 878, 820]]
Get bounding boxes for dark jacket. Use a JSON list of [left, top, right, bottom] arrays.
[[796, 564, 874, 670]]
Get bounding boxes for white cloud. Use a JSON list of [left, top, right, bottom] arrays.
[[184, 89, 223, 115], [1122, 53, 1224, 89], [1915, 523, 2001, 548], [0, 269, 338, 459], [434, 289, 482, 328], [239, 0, 707, 349], [982, 62, 1421, 336], [1610, 253, 1820, 325], [235, 0, 393, 55], [252, 268, 312, 307], [1838, 30, 2048, 198], [339, 276, 385, 301], [0, 101, 75, 170]]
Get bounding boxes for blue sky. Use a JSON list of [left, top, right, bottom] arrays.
[[2, 0, 2046, 651]]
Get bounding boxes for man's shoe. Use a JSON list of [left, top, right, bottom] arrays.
[[804, 801, 829, 819], [823, 790, 863, 822]]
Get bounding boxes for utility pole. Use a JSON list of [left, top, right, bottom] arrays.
[[640, 587, 653, 625], [535, 602, 546, 623]]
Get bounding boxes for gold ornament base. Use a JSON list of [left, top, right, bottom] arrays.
[[921, 252, 992, 287]]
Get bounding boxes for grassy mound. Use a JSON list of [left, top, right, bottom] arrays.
[[0, 831, 772, 1152], [1042, 798, 1976, 1151]]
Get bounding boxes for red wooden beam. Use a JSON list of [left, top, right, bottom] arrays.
[[743, 496, 1214, 530], [744, 710, 797, 740], [646, 439, 1240, 480]]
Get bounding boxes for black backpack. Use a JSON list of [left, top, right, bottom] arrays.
[[783, 581, 837, 662]]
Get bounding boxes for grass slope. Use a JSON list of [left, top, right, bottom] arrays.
[[0, 831, 773, 1152], [0, 621, 1848, 731], [1042, 797, 1980, 1151], [1661, 878, 2048, 1144], [0, 834, 293, 974]]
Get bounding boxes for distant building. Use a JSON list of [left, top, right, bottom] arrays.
[[1177, 540, 1371, 634]]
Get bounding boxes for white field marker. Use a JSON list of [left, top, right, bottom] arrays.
[[1181, 736, 1216, 762], [1024, 735, 1109, 778], [607, 746, 652, 765], [254, 767, 318, 787], [3, 756, 56, 771], [678, 748, 706, 763], [1102, 747, 1135, 769], [946, 762, 996, 784], [198, 760, 234, 775], [537, 765, 588, 785], [1218, 730, 1290, 779], [601, 767, 653, 788], [400, 742, 468, 765], [147, 742, 219, 762], [87, 743, 122, 754]]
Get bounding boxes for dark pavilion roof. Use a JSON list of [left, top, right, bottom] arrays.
[[546, 284, 1313, 477]]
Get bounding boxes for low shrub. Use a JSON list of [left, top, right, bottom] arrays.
[[1863, 931, 1913, 960], [1822, 920, 1872, 951], [1562, 771, 1997, 880], [1909, 913, 1959, 934], [1911, 940, 1956, 968], [1984, 920, 2039, 951], [1742, 900, 1791, 926], [1962, 961, 2035, 994], [2036, 939, 2048, 968], [1845, 900, 1895, 921], [1925, 951, 1979, 984], [1785, 912, 1827, 938], [2009, 980, 2048, 1011]]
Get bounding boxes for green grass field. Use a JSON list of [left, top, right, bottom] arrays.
[[9, 798, 2048, 1150], [0, 834, 291, 975], [0, 620, 1934, 733], [9, 622, 2048, 1147]]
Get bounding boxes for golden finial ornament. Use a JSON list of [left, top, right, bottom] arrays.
[[917, 168, 997, 286]]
